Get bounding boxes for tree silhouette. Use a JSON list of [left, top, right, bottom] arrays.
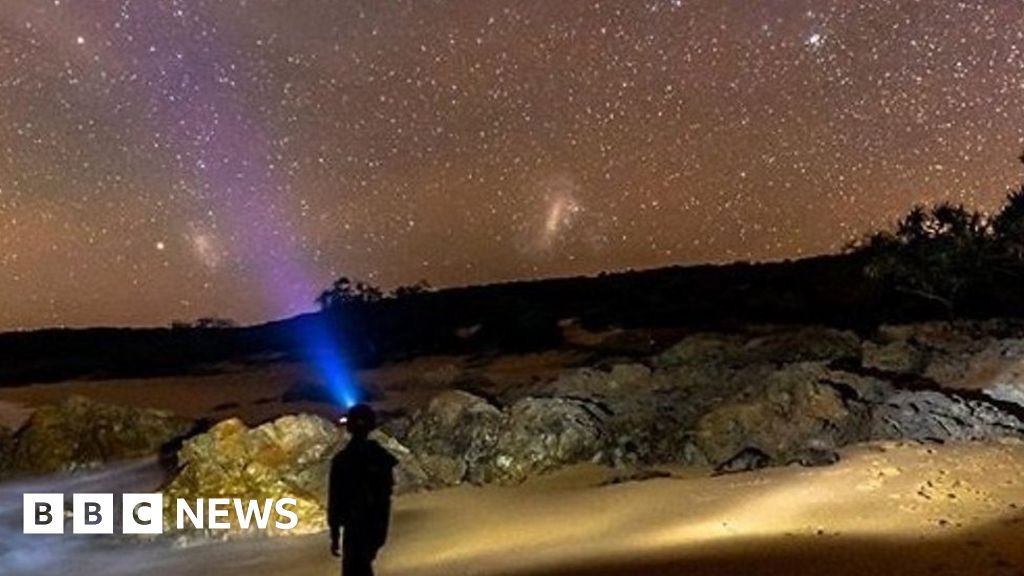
[[392, 280, 432, 298], [170, 317, 238, 329], [860, 202, 989, 316], [316, 277, 384, 310], [992, 186, 1024, 261]]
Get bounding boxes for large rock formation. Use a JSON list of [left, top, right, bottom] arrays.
[[162, 413, 435, 538], [484, 397, 608, 484], [872, 390, 1024, 442], [693, 363, 876, 466], [163, 415, 342, 537], [402, 390, 612, 485], [7, 395, 192, 476], [862, 322, 1024, 387], [655, 327, 861, 370], [521, 363, 698, 466], [402, 390, 504, 484]]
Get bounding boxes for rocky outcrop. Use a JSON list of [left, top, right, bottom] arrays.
[[526, 364, 699, 467], [402, 390, 611, 485], [485, 397, 608, 484], [7, 395, 192, 476], [871, 390, 1024, 442], [163, 415, 341, 537], [402, 390, 505, 484], [13, 321, 1024, 546], [162, 413, 436, 537], [693, 363, 876, 467], [984, 383, 1024, 409], [862, 322, 1024, 387], [655, 327, 861, 369], [862, 340, 930, 374]]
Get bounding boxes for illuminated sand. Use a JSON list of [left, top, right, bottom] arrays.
[[376, 441, 1024, 576], [7, 441, 1022, 576]]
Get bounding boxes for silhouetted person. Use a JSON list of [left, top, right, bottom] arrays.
[[328, 404, 398, 576]]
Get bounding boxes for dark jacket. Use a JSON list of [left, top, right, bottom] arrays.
[[327, 436, 399, 553]]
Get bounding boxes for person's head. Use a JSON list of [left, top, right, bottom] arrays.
[[345, 403, 376, 438]]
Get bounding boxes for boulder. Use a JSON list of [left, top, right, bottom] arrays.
[[402, 390, 505, 484], [402, 390, 613, 485], [653, 333, 746, 369], [368, 429, 435, 493], [694, 363, 874, 467], [864, 323, 1024, 389], [485, 397, 609, 484], [984, 382, 1024, 409], [163, 415, 342, 537], [517, 365, 696, 467], [965, 339, 1024, 396], [539, 364, 652, 399], [655, 327, 861, 370], [741, 327, 862, 365], [871, 390, 1024, 442], [713, 447, 771, 475], [862, 340, 930, 374], [8, 395, 192, 476], [162, 413, 431, 538]]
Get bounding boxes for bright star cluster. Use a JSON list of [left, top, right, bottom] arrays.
[[1, 0, 1023, 329]]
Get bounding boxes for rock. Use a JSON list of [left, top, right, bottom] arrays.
[[655, 327, 861, 370], [485, 397, 609, 484], [865, 323, 1024, 389], [369, 430, 435, 493], [403, 390, 505, 484], [163, 415, 342, 537], [694, 363, 874, 467], [984, 382, 1024, 409], [713, 447, 771, 475], [862, 340, 930, 374], [540, 364, 652, 399], [969, 340, 1024, 404], [523, 365, 695, 467], [871, 390, 1024, 442], [787, 447, 841, 468], [8, 395, 193, 476], [654, 333, 746, 369], [742, 327, 862, 365], [416, 453, 466, 487], [403, 390, 613, 485], [162, 413, 437, 539], [924, 338, 1024, 390]]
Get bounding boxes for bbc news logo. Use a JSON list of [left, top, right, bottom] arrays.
[[23, 493, 300, 534]]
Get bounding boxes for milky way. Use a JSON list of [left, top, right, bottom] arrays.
[[2, 0, 1023, 329]]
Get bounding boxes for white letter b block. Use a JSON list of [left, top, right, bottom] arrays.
[[23, 494, 64, 534], [73, 493, 113, 534]]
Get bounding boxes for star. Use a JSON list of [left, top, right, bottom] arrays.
[[1, 1, 1021, 329]]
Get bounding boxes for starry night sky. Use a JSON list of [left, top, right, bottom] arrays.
[[2, 1, 1023, 329]]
